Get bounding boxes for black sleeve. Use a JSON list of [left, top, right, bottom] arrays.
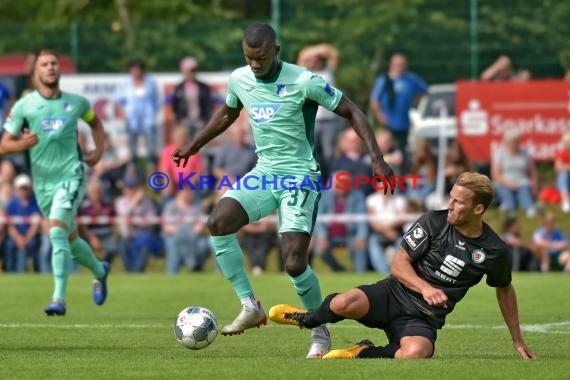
[[400, 212, 432, 261], [485, 248, 512, 288]]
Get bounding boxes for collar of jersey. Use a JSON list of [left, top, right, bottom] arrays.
[[255, 61, 283, 84], [35, 89, 62, 100]]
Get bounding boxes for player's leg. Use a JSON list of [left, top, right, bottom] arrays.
[[209, 172, 277, 335], [394, 336, 434, 359]]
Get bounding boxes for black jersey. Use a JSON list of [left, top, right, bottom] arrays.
[[394, 210, 511, 329]]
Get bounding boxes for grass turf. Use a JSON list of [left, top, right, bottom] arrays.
[[0, 272, 568, 379]]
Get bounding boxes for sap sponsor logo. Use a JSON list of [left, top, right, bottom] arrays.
[[41, 116, 68, 133], [250, 103, 281, 124], [403, 223, 428, 250]]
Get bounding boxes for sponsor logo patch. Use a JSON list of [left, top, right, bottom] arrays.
[[403, 223, 428, 250], [250, 103, 281, 124]]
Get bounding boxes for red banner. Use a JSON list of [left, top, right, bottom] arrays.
[[456, 80, 570, 162]]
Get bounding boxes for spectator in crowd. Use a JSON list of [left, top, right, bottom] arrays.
[[444, 139, 472, 193], [90, 133, 131, 200], [376, 129, 404, 176], [314, 172, 368, 273], [533, 212, 570, 273], [501, 217, 539, 272], [330, 129, 374, 197], [366, 190, 411, 273], [14, 52, 37, 99], [78, 179, 117, 263], [0, 81, 13, 127], [370, 53, 427, 156], [240, 214, 282, 275], [480, 55, 531, 82], [171, 56, 213, 139], [554, 132, 570, 213], [158, 125, 205, 202], [162, 189, 209, 274], [491, 130, 538, 218], [4, 174, 41, 272], [212, 124, 256, 200], [117, 58, 160, 170], [297, 43, 346, 164], [115, 168, 162, 272], [407, 139, 437, 203]]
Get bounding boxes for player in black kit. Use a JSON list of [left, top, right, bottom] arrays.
[[269, 172, 536, 359]]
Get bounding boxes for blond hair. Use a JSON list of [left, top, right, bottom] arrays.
[[455, 172, 494, 210]]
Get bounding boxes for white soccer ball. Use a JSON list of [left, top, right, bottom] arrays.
[[174, 306, 218, 350]]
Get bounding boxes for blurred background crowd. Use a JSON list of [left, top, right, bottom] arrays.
[[1, 0, 570, 275]]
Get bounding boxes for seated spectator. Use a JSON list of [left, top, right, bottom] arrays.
[[555, 132, 570, 213], [376, 129, 404, 176], [314, 172, 368, 273], [330, 129, 374, 197], [366, 190, 411, 273], [162, 189, 210, 274], [78, 179, 117, 263], [491, 130, 538, 217], [5, 174, 41, 272], [158, 125, 204, 203], [212, 124, 256, 200], [115, 168, 162, 272], [533, 212, 570, 273], [480, 55, 530, 82], [407, 138, 437, 203], [240, 214, 282, 275], [501, 217, 539, 272], [90, 133, 131, 200], [444, 139, 472, 193]]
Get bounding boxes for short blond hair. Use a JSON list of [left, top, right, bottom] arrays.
[[455, 172, 494, 210]]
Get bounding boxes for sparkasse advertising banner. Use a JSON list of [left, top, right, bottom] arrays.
[[456, 80, 570, 162]]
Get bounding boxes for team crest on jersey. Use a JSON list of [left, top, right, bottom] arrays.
[[41, 116, 68, 133], [276, 84, 287, 96], [403, 223, 428, 250], [64, 102, 74, 112], [472, 249, 486, 264], [250, 103, 281, 124]]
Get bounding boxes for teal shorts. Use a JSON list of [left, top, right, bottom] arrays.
[[35, 177, 86, 231], [222, 169, 321, 234]]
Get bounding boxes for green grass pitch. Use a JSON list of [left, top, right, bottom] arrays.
[[1, 272, 568, 379]]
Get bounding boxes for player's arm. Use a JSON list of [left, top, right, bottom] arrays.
[[82, 112, 105, 167], [0, 130, 38, 154], [334, 96, 394, 193], [495, 284, 536, 359], [391, 248, 448, 308], [172, 104, 241, 166]]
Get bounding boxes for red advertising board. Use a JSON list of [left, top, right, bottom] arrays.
[[456, 80, 570, 162]]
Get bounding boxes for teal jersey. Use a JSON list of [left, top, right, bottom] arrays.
[[226, 61, 343, 179], [3, 90, 93, 188]]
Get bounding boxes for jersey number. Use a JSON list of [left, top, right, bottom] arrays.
[[287, 189, 310, 207]]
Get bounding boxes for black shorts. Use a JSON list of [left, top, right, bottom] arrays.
[[356, 277, 437, 345]]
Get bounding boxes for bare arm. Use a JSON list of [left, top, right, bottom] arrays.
[[0, 130, 38, 155], [496, 285, 536, 359], [297, 44, 339, 71], [83, 114, 105, 167], [172, 105, 241, 166], [391, 248, 448, 308], [334, 96, 394, 193], [370, 99, 388, 126]]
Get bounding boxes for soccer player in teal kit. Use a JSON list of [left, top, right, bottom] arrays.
[[1, 50, 109, 316], [172, 23, 394, 358]]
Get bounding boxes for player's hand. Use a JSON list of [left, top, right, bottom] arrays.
[[21, 130, 39, 149], [83, 150, 103, 167], [514, 341, 536, 360], [421, 286, 448, 309], [171, 144, 199, 168], [371, 157, 395, 194]]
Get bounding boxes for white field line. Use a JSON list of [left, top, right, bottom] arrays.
[[0, 321, 569, 334]]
